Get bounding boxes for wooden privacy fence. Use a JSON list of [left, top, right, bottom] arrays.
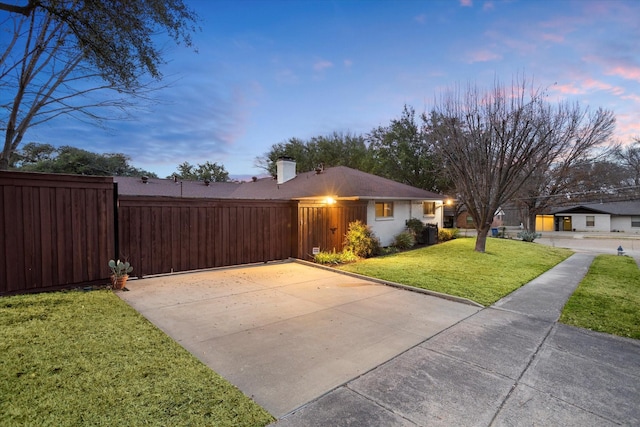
[[118, 196, 297, 277], [1, 172, 368, 295], [297, 201, 368, 260], [0, 172, 115, 294]]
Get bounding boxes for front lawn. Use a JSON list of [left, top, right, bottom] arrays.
[[0, 290, 274, 427], [560, 255, 640, 339], [338, 237, 573, 306]]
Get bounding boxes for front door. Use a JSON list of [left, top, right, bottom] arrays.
[[562, 216, 572, 231]]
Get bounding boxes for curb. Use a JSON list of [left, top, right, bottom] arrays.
[[291, 258, 484, 308]]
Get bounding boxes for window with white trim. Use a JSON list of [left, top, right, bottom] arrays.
[[632, 216, 640, 228], [375, 202, 394, 218], [586, 216, 595, 227], [423, 202, 436, 216]]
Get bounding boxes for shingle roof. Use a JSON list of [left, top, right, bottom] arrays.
[[114, 176, 240, 198], [551, 200, 640, 216], [114, 166, 444, 201]]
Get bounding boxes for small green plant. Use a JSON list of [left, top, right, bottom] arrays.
[[108, 259, 133, 278], [380, 246, 399, 255], [343, 220, 380, 258], [438, 228, 459, 242], [393, 231, 415, 249], [405, 218, 425, 244], [517, 230, 541, 242], [314, 250, 358, 265]]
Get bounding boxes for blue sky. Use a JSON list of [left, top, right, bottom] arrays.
[[22, 0, 640, 178]]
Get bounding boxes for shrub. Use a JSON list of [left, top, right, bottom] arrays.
[[314, 250, 343, 265], [380, 246, 399, 255], [517, 230, 542, 242], [313, 250, 359, 265], [344, 220, 381, 258], [393, 231, 415, 249], [405, 218, 425, 244], [438, 228, 459, 242]]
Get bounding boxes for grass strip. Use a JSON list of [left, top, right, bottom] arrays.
[[0, 290, 274, 427], [560, 255, 640, 339], [338, 237, 573, 306]]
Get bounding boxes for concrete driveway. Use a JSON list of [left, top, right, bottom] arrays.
[[118, 261, 480, 417]]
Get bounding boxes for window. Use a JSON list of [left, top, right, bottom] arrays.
[[375, 202, 394, 218], [586, 216, 595, 227], [466, 215, 474, 224], [632, 216, 640, 228], [423, 201, 436, 216]]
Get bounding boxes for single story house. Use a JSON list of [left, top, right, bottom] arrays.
[[549, 200, 640, 233], [115, 158, 446, 248]]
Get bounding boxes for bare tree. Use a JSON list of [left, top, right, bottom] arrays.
[[0, 0, 198, 170], [427, 79, 615, 252], [514, 107, 615, 231], [614, 138, 640, 187]]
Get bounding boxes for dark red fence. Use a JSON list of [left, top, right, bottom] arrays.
[[0, 172, 115, 294], [1, 172, 367, 295], [297, 201, 368, 259], [118, 196, 297, 277]]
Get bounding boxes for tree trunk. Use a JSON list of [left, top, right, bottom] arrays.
[[527, 211, 538, 232], [475, 226, 490, 253]]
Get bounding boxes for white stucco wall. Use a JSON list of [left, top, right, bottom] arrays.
[[367, 200, 443, 246], [566, 213, 610, 232], [611, 216, 640, 234]]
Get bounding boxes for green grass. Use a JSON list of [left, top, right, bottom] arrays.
[[338, 237, 573, 306], [0, 290, 274, 427], [560, 255, 640, 339]]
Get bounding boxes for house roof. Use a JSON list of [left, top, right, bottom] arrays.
[[114, 166, 444, 201], [551, 200, 640, 216], [114, 176, 241, 198]]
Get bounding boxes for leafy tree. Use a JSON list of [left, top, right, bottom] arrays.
[[13, 142, 158, 177], [255, 132, 372, 176], [428, 79, 615, 252], [0, 0, 199, 170], [367, 105, 452, 193], [171, 161, 229, 182]]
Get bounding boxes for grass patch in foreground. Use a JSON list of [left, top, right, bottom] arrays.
[[338, 238, 573, 306], [560, 255, 640, 339], [0, 290, 274, 427]]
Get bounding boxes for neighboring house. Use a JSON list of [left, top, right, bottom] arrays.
[[549, 200, 640, 233], [115, 158, 445, 247]]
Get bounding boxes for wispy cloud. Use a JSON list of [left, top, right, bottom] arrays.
[[483, 1, 494, 11], [313, 60, 334, 72], [466, 49, 502, 63], [605, 65, 640, 82], [460, 0, 473, 7], [551, 77, 626, 97], [343, 59, 353, 68], [414, 14, 427, 24]]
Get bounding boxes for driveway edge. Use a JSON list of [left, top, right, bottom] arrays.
[[291, 258, 484, 308]]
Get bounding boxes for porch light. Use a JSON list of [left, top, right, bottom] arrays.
[[325, 196, 336, 205]]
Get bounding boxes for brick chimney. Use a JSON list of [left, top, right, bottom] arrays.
[[276, 157, 296, 184]]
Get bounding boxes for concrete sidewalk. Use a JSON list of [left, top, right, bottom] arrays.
[[274, 253, 640, 426]]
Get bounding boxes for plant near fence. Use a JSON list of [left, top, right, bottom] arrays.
[[343, 220, 381, 258], [314, 250, 358, 265], [108, 259, 133, 290]]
